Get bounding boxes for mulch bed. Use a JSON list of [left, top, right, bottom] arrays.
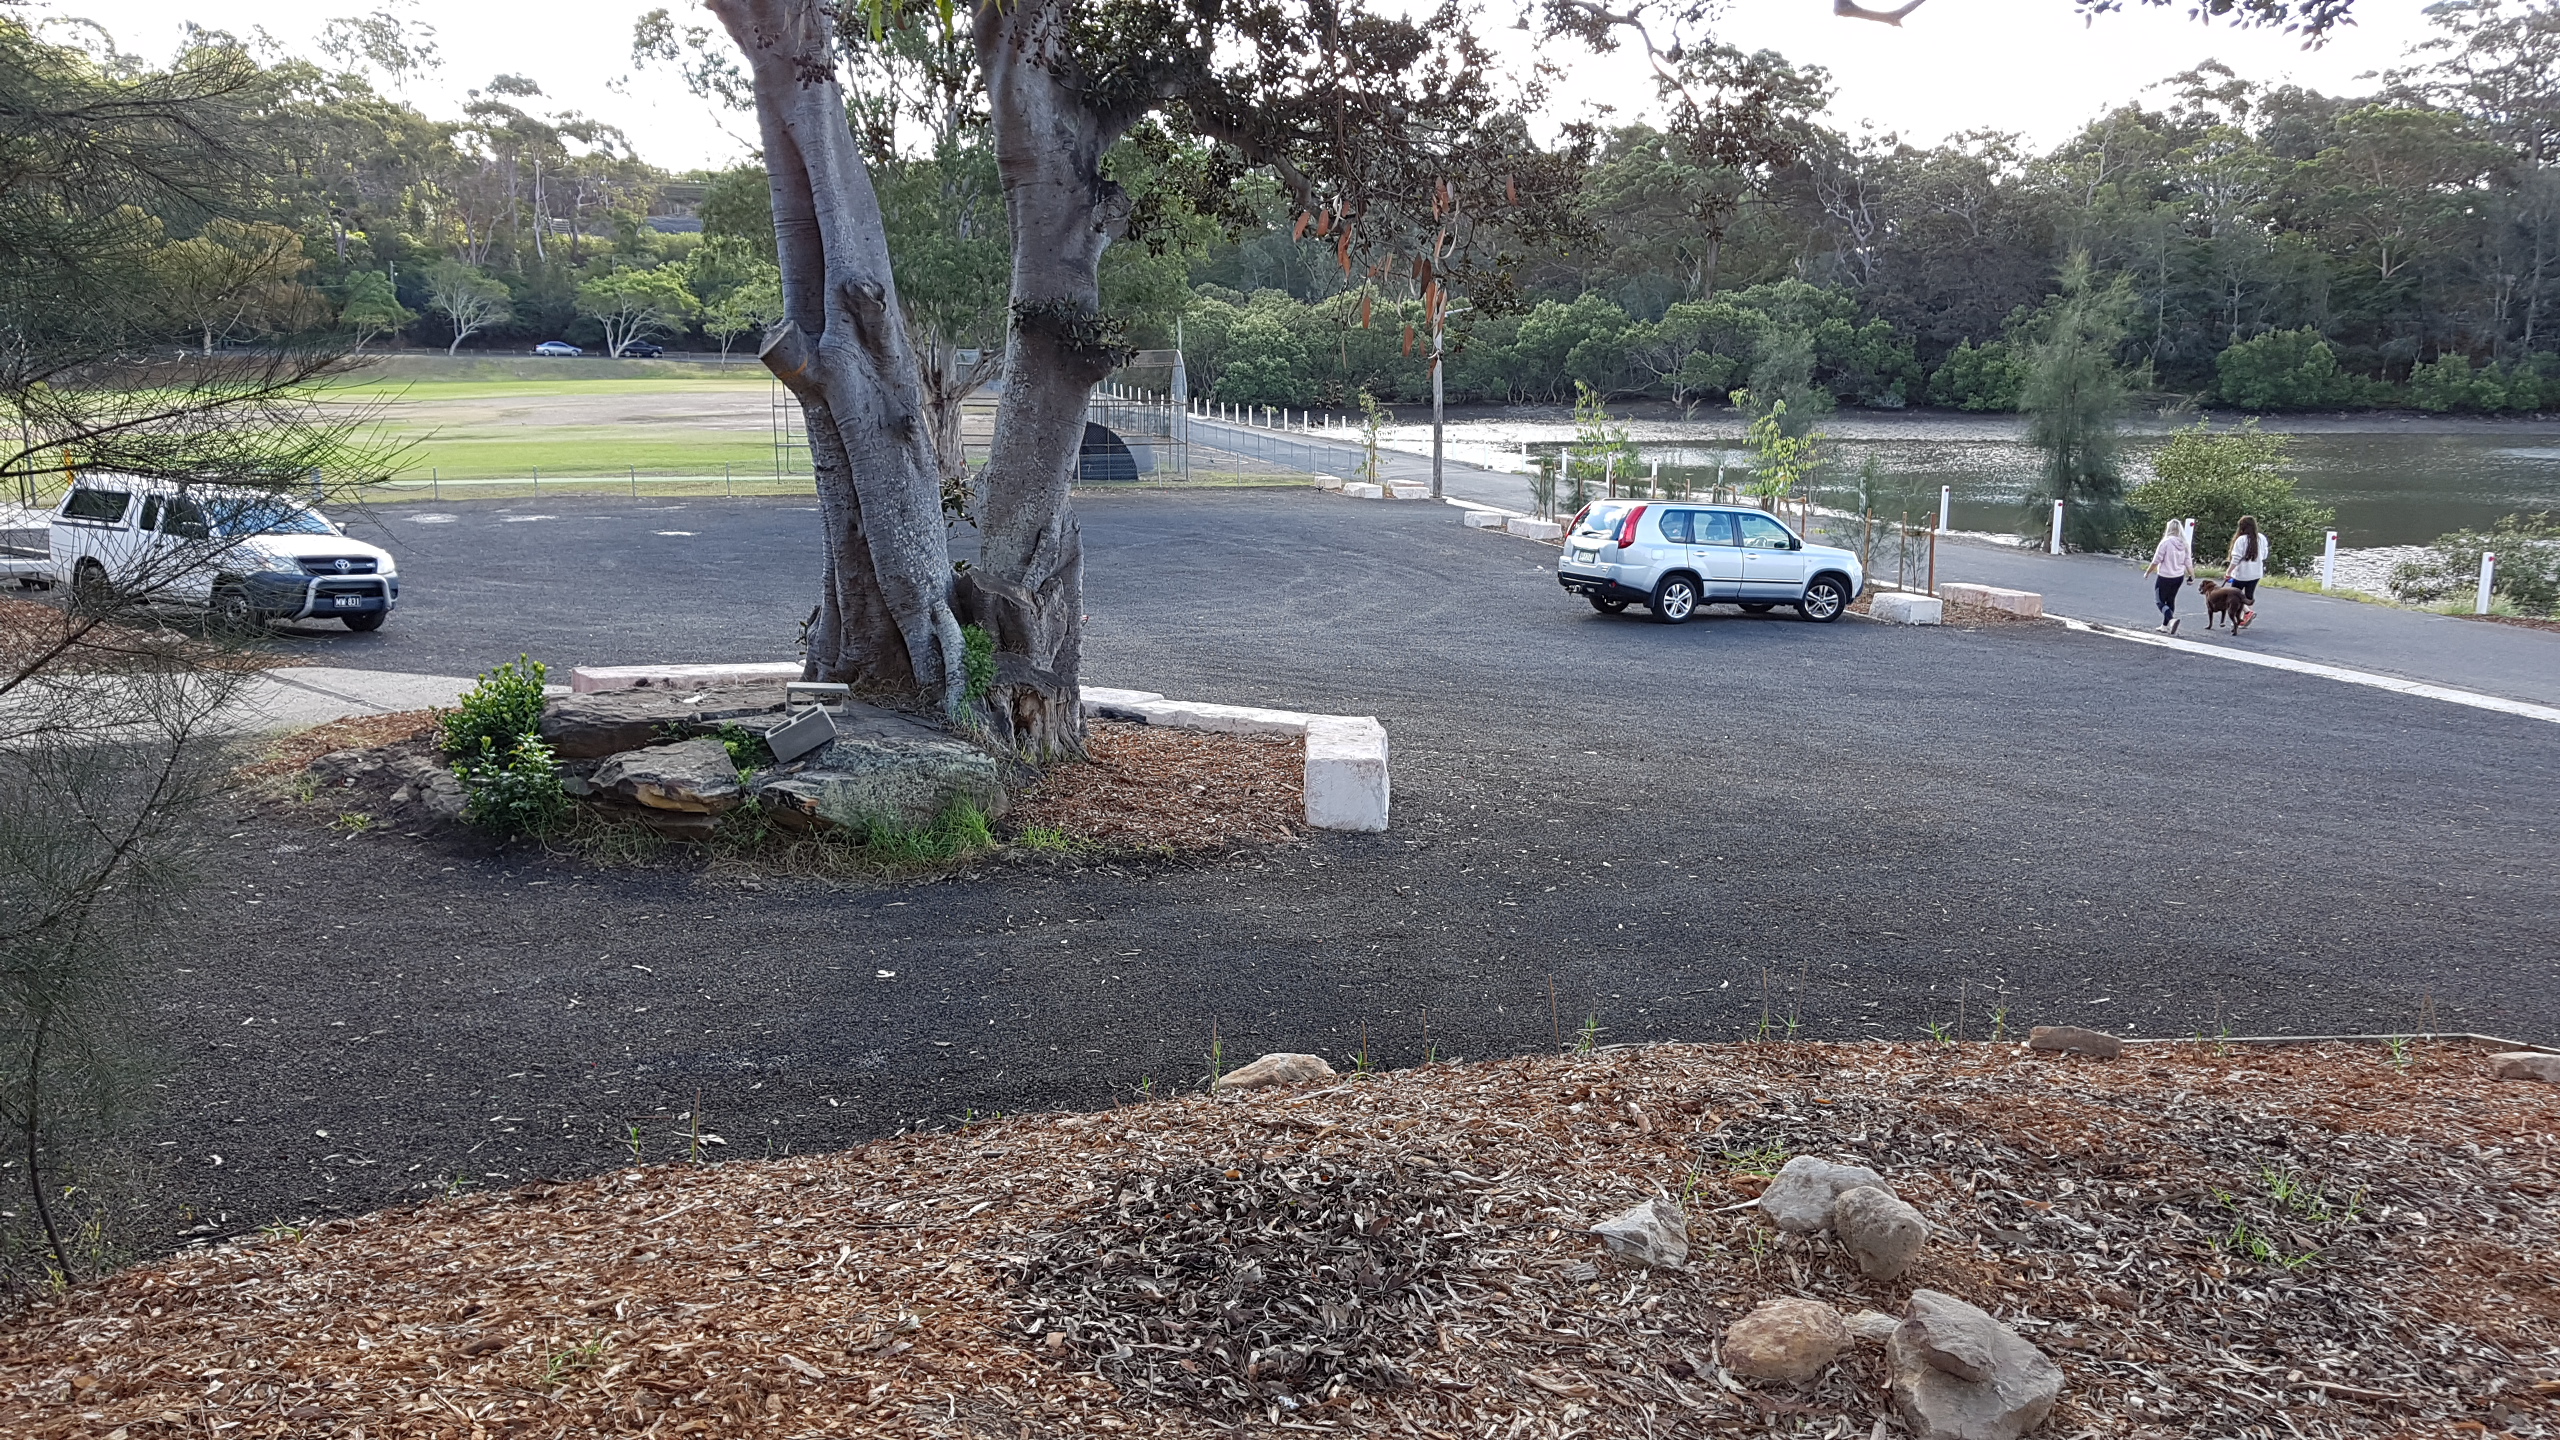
[[4, 1040, 2552, 1438], [0, 594, 298, 675], [233, 709, 439, 785], [1010, 720, 1302, 850]]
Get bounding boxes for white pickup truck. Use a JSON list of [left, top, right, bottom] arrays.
[[48, 475, 402, 631], [1, 501, 50, 588]]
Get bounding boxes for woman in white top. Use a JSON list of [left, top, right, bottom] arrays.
[[2225, 515, 2266, 618], [2143, 518, 2190, 633]]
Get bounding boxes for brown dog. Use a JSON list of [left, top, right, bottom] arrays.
[[2197, 578, 2249, 632]]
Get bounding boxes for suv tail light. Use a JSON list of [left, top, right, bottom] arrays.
[[1568, 504, 1591, 534], [1615, 503, 1649, 549]]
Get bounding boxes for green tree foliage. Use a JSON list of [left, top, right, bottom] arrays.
[[573, 265, 700, 356], [2388, 512, 2560, 613], [2215, 329, 2360, 409], [2021, 257, 2132, 551], [2128, 422, 2338, 573], [2406, 354, 2545, 412], [336, 269, 415, 348], [422, 259, 513, 355], [1928, 339, 2027, 410]]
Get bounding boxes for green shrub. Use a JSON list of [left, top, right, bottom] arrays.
[[457, 734, 570, 837], [961, 624, 996, 704], [2388, 513, 2560, 615], [2126, 422, 2337, 574], [2215, 329, 2358, 410], [857, 800, 994, 865], [438, 656, 548, 758], [712, 721, 774, 771], [2407, 355, 2543, 413], [1928, 339, 2026, 411]]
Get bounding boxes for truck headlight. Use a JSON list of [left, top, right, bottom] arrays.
[[257, 552, 304, 575]]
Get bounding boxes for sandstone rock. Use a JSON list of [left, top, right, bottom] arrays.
[[385, 752, 467, 821], [538, 683, 788, 760], [2491, 1051, 2560, 1083], [1722, 1297, 1848, 1382], [1835, 1184, 1929, 1280], [1590, 1198, 1688, 1269], [1888, 1290, 2063, 1440], [591, 738, 745, 814], [756, 719, 1006, 835], [1762, 1156, 1888, 1233], [1846, 1309, 1901, 1344], [2027, 1025, 2122, 1059], [1214, 1053, 1336, 1090]]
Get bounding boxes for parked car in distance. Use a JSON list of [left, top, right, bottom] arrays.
[[1, 500, 51, 588], [618, 340, 665, 358], [49, 475, 401, 631], [1557, 501, 1862, 625], [533, 340, 583, 356]]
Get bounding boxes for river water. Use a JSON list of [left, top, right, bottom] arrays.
[[1366, 408, 2560, 547]]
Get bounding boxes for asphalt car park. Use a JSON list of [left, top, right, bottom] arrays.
[[129, 487, 2560, 1243]]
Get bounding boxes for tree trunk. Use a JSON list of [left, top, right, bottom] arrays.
[[917, 330, 1004, 489], [964, 0, 1122, 757], [712, 0, 969, 711]]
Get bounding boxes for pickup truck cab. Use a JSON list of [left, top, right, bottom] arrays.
[[51, 475, 401, 631]]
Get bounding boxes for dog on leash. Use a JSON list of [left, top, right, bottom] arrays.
[[2197, 578, 2250, 632]]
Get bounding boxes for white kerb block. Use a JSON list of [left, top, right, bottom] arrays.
[[569, 660, 803, 694], [1462, 509, 1508, 529], [1505, 517, 1564, 541], [1080, 686, 1167, 713], [1314, 473, 1347, 491], [1870, 592, 1942, 625], [1940, 583, 2043, 618], [1344, 483, 1386, 500], [1387, 483, 1434, 500], [1304, 715, 1389, 833]]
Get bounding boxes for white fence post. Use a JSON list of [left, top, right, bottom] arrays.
[[2321, 529, 2338, 589], [2479, 551, 2498, 614], [1938, 485, 1950, 533], [2049, 499, 2065, 554]]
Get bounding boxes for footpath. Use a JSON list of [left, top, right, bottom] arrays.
[[1189, 413, 2560, 716]]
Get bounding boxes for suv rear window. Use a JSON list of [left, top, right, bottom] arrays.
[[1580, 502, 1630, 534], [62, 487, 129, 523]]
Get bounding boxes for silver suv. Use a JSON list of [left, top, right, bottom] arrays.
[[1557, 501, 1862, 624]]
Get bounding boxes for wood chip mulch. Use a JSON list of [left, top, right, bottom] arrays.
[[0, 594, 299, 674], [232, 709, 440, 784], [5, 1040, 2554, 1439], [1011, 720, 1302, 850]]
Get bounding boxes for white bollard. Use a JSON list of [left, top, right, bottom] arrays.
[[2479, 551, 2498, 614], [2050, 499, 2065, 554], [2182, 517, 2196, 555], [2321, 530, 2338, 589], [1939, 485, 1951, 533]]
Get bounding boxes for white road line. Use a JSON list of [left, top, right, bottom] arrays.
[[2055, 615, 2560, 726]]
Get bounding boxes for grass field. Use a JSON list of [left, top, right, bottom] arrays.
[[327, 364, 790, 483]]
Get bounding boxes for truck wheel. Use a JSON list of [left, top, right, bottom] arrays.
[[209, 587, 260, 634], [69, 560, 112, 615], [343, 612, 386, 632]]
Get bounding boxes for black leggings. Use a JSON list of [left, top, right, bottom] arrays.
[[2153, 575, 2182, 621], [2232, 577, 2259, 603]]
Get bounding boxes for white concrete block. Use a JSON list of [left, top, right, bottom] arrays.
[[1313, 474, 1347, 491], [1080, 686, 1166, 714], [1343, 483, 1386, 500], [1130, 700, 1314, 735], [1939, 583, 2043, 618], [569, 660, 802, 694], [1387, 483, 1435, 500], [1505, 517, 1564, 541], [1870, 592, 1943, 625], [1462, 509, 1509, 529], [1304, 715, 1390, 832]]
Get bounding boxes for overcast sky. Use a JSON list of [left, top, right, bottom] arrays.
[[77, 0, 2445, 173]]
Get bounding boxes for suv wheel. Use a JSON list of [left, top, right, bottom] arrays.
[[1587, 594, 1628, 615], [1799, 575, 1850, 623], [1649, 574, 1699, 625]]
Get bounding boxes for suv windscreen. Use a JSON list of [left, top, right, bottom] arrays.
[[62, 488, 130, 523]]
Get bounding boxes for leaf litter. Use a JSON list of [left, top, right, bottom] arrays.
[[1, 1040, 2553, 1438]]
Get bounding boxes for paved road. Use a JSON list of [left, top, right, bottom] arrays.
[[126, 488, 2560, 1245]]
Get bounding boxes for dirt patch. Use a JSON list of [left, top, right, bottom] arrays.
[[1010, 720, 1302, 850], [233, 709, 440, 785], [0, 594, 299, 675], [1849, 592, 2042, 628], [2464, 613, 2560, 634], [3, 1040, 2551, 1439]]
